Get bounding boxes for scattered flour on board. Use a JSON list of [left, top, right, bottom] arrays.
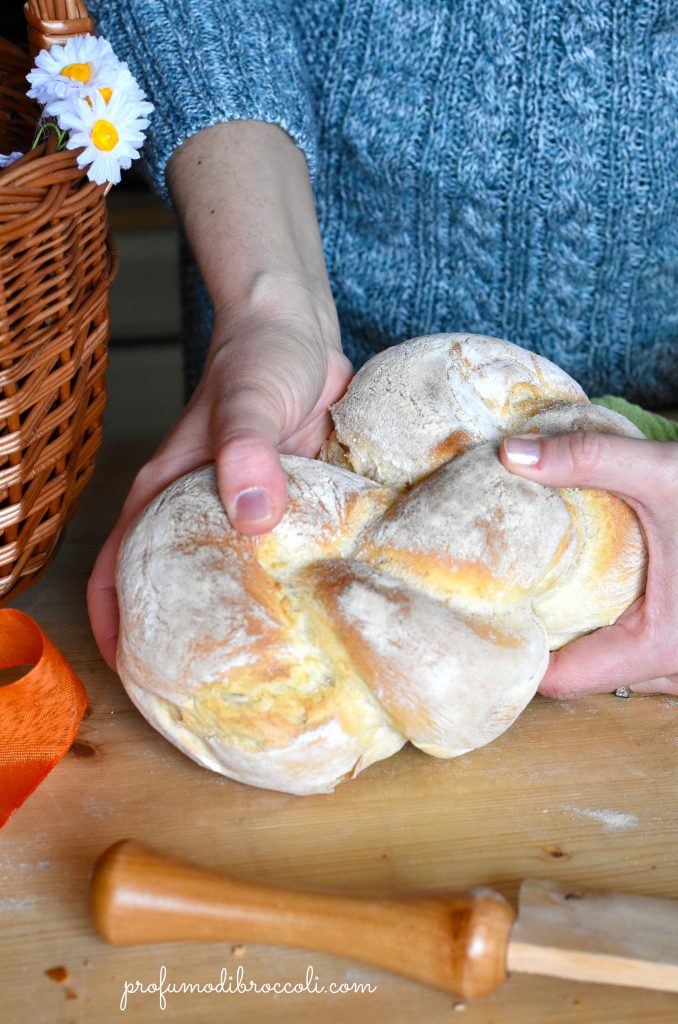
[[0, 893, 48, 911], [565, 806, 639, 830]]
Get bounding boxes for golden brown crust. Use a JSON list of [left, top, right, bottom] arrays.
[[116, 333, 648, 795], [303, 557, 547, 756], [356, 445, 577, 611]]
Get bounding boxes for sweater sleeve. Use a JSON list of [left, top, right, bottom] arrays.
[[85, 0, 317, 203]]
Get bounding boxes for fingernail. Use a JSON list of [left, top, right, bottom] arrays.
[[503, 435, 542, 466], [234, 487, 272, 523]]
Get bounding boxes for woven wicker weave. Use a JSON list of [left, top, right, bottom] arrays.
[[0, 0, 116, 602]]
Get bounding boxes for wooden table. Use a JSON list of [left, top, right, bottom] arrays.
[[2, 362, 677, 1023]]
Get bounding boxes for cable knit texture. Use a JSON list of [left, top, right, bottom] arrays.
[[88, 0, 678, 405]]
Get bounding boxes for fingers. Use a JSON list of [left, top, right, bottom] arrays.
[[209, 384, 288, 534], [87, 530, 120, 671], [537, 585, 678, 699], [501, 431, 678, 698], [499, 431, 673, 507], [537, 625, 647, 700], [630, 676, 678, 695], [536, 596, 645, 699], [216, 437, 289, 535], [540, 637, 678, 698]]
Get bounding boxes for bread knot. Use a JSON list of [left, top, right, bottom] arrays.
[[116, 334, 646, 794]]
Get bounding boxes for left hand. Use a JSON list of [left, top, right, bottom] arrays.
[[499, 431, 678, 698]]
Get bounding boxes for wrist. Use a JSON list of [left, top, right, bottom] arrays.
[[212, 269, 340, 354]]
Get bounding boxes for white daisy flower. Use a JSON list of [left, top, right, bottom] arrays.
[[0, 152, 23, 169], [110, 63, 155, 112], [57, 88, 151, 186], [26, 34, 120, 107], [46, 60, 154, 122]]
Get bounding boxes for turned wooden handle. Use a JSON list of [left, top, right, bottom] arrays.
[[89, 839, 515, 998]]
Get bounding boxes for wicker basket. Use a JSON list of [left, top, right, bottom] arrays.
[[0, 0, 117, 602]]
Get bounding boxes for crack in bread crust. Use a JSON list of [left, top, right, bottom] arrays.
[[116, 333, 647, 795]]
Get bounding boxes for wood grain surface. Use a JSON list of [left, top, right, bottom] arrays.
[[1, 345, 677, 1024]]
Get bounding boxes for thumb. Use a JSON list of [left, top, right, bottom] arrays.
[[211, 386, 289, 535], [498, 430, 668, 505]]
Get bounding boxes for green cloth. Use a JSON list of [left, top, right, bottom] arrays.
[[592, 397, 678, 442]]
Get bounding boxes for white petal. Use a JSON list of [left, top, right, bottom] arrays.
[[64, 130, 91, 148]]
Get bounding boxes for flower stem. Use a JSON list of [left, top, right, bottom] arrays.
[[31, 117, 69, 151]]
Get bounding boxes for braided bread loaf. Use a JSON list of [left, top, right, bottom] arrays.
[[116, 334, 647, 795]]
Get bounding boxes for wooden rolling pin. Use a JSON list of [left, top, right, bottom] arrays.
[[90, 840, 678, 999]]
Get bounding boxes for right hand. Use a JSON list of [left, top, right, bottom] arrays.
[[87, 285, 352, 671], [87, 120, 352, 670]]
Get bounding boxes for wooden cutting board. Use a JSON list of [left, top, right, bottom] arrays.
[[1, 350, 677, 1023]]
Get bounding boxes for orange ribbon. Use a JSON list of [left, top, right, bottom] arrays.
[[0, 609, 87, 828]]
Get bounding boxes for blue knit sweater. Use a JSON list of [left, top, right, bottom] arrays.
[[88, 0, 678, 405]]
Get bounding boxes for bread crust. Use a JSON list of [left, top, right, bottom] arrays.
[[116, 334, 647, 795]]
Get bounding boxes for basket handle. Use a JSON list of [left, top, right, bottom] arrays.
[[24, 1, 94, 57]]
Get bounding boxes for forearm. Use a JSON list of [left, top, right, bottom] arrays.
[[166, 121, 336, 339]]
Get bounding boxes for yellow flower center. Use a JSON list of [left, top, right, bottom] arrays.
[[60, 62, 92, 83], [91, 119, 119, 152], [85, 87, 113, 108]]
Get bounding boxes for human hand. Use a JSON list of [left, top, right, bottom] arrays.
[[87, 120, 352, 670], [500, 431, 678, 697], [87, 292, 352, 671]]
